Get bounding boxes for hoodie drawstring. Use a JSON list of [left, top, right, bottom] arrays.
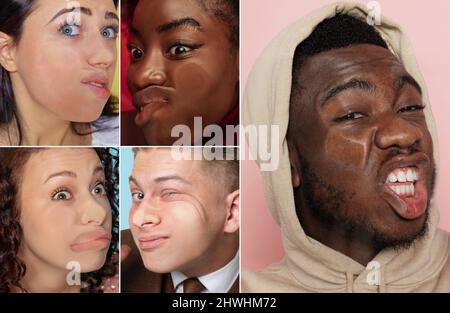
[[378, 265, 386, 292], [346, 272, 354, 293]]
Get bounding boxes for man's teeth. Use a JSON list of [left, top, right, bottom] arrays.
[[385, 167, 418, 197], [386, 168, 418, 183], [389, 183, 415, 196]]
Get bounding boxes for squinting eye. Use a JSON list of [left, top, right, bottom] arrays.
[[168, 45, 192, 56], [52, 190, 72, 201], [101, 26, 118, 39], [335, 112, 365, 122], [163, 192, 177, 198], [129, 46, 144, 62], [132, 192, 144, 201], [92, 183, 107, 196], [399, 105, 425, 113], [59, 24, 81, 37]]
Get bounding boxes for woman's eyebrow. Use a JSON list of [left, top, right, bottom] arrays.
[[105, 11, 119, 22], [47, 7, 92, 24], [156, 17, 202, 33], [45, 171, 77, 183], [47, 7, 118, 24], [45, 166, 104, 183], [93, 166, 105, 176]]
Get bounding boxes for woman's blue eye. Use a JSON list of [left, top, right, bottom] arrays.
[[101, 27, 118, 39], [59, 24, 81, 37]]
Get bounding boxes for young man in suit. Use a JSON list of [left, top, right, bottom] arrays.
[[121, 147, 239, 293]]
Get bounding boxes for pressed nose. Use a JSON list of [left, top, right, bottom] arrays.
[[80, 196, 108, 225], [86, 35, 116, 69], [130, 50, 167, 88], [374, 115, 422, 150], [131, 201, 161, 228]]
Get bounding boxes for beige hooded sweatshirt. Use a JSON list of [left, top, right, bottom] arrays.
[[242, 2, 450, 292]]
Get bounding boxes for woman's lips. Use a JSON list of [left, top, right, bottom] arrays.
[[134, 98, 169, 126], [138, 235, 169, 250], [133, 86, 172, 126], [81, 74, 111, 99], [71, 230, 111, 252]]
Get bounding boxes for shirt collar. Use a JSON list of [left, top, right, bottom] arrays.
[[171, 251, 239, 293]]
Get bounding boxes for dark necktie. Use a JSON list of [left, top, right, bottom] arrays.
[[183, 277, 205, 293]]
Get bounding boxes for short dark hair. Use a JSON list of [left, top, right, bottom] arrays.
[[291, 13, 388, 91], [133, 147, 239, 192], [201, 147, 239, 192]]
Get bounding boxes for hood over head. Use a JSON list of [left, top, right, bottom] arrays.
[[243, 1, 449, 292]]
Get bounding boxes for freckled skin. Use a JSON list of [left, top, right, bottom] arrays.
[[288, 44, 435, 265], [127, 0, 239, 145]]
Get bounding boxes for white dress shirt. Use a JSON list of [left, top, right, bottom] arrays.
[[171, 251, 239, 293]]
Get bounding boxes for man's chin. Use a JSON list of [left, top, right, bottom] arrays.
[[371, 207, 430, 251]]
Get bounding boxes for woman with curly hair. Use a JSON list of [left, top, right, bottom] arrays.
[[0, 148, 119, 293]]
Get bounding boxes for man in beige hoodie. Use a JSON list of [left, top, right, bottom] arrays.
[[243, 2, 450, 292]]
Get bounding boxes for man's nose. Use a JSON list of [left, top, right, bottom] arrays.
[[131, 200, 162, 228], [130, 50, 167, 89], [374, 114, 422, 151]]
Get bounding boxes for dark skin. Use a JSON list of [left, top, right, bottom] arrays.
[[288, 44, 435, 266], [127, 0, 239, 145]]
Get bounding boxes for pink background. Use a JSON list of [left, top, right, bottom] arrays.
[[241, 0, 450, 270]]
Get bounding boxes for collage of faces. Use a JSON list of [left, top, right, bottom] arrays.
[[1, 0, 450, 294]]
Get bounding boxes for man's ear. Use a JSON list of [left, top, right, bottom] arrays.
[[223, 189, 239, 233], [287, 139, 301, 188], [0, 32, 17, 72]]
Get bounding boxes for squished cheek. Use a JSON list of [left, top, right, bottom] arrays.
[[324, 131, 372, 169], [171, 201, 206, 223], [173, 62, 210, 100]]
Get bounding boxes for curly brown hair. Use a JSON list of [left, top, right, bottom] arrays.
[[0, 148, 119, 293]]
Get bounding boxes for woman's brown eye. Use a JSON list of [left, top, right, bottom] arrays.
[[92, 183, 107, 196], [169, 45, 191, 55], [52, 190, 72, 201], [130, 47, 144, 61]]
